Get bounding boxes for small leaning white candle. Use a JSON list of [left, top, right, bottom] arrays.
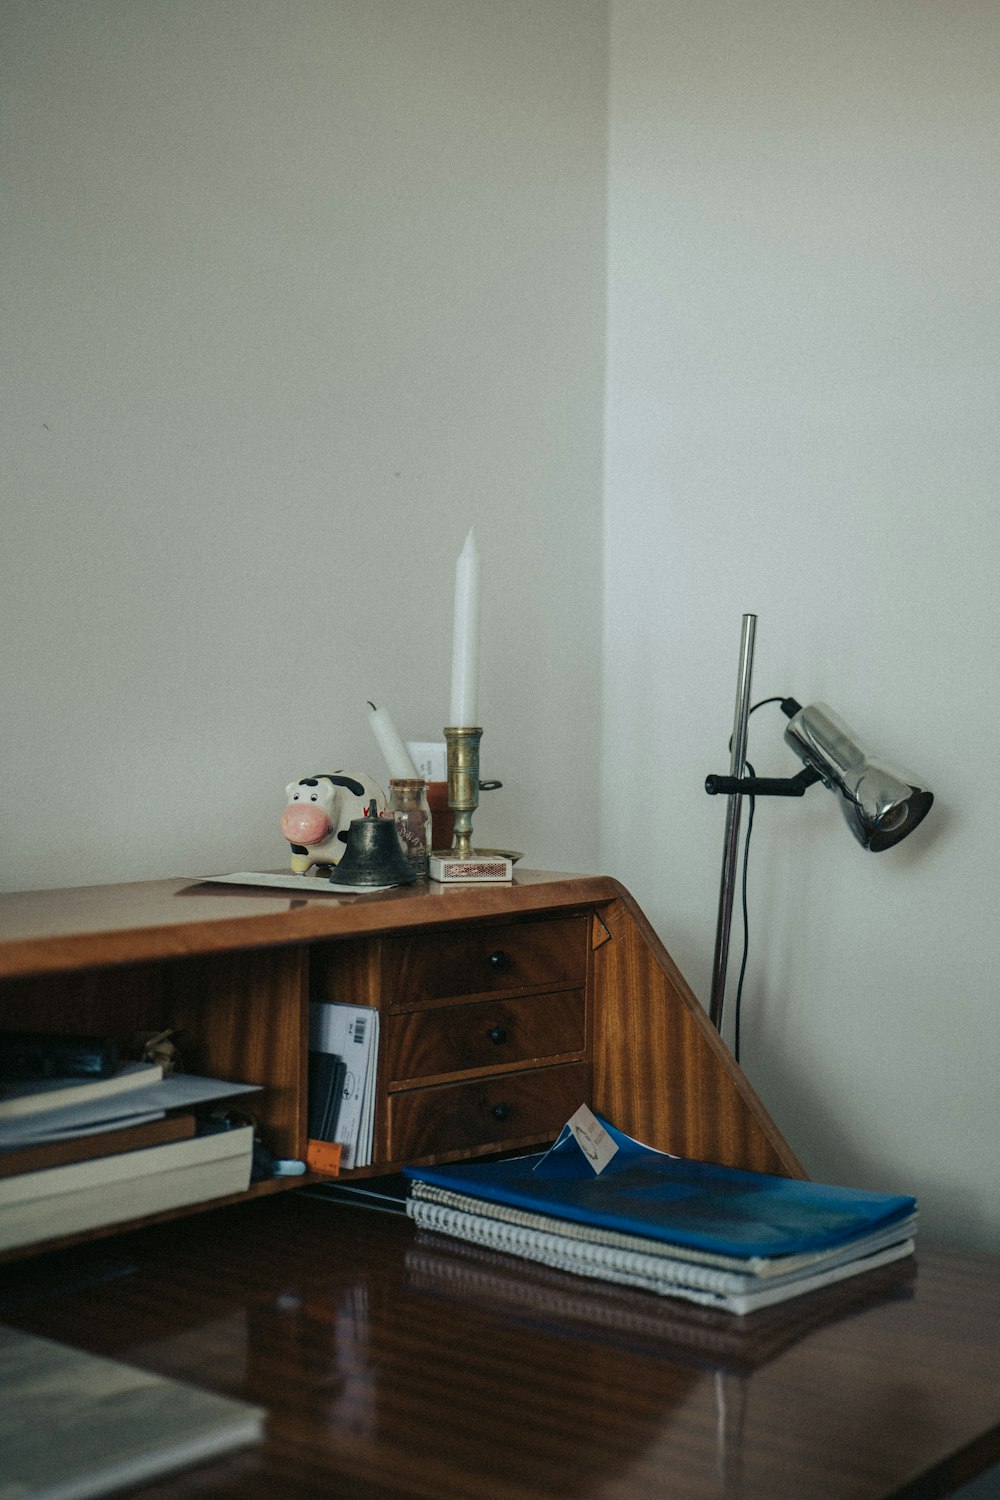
[[367, 703, 418, 780], [449, 527, 481, 726]]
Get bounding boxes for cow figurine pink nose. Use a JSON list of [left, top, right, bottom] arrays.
[[281, 772, 387, 875], [280, 802, 330, 846]]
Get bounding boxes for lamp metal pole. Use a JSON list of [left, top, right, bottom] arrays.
[[709, 613, 757, 1033]]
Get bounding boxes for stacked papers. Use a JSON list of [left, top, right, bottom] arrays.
[[0, 1072, 261, 1148], [308, 1003, 379, 1170]]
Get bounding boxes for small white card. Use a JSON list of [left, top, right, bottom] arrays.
[[567, 1103, 619, 1175], [406, 741, 448, 780]]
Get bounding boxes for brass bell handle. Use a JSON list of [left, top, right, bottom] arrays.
[[491, 1102, 511, 1122], [489, 950, 509, 972], [487, 1026, 508, 1046]]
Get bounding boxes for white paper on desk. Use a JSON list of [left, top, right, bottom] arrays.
[[0, 1074, 262, 1146], [309, 1004, 378, 1171], [199, 872, 399, 893]]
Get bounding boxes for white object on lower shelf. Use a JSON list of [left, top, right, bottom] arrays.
[[0, 1123, 255, 1253], [0, 1073, 262, 1148]]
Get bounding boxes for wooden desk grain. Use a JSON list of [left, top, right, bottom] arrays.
[[2, 1194, 998, 1499]]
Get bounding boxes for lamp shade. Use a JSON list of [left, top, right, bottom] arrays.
[[783, 702, 933, 851]]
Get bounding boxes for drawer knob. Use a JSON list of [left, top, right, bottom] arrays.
[[487, 1025, 508, 1046], [491, 1102, 511, 1123], [489, 950, 510, 972]]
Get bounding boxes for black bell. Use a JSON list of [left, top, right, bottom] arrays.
[[330, 804, 417, 888]]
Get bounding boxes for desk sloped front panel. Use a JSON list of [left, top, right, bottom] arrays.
[[591, 895, 805, 1179]]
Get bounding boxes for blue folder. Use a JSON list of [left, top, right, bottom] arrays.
[[404, 1117, 916, 1260]]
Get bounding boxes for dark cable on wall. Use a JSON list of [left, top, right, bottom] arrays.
[[727, 697, 788, 1065], [733, 763, 755, 1065]]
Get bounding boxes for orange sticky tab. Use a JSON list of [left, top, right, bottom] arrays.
[[306, 1139, 343, 1176]]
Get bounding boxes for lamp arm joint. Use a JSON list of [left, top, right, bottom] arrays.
[[704, 766, 823, 798]]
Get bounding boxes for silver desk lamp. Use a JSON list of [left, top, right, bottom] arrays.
[[705, 614, 934, 1034]]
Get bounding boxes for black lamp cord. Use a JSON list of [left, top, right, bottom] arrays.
[[728, 696, 788, 1065]]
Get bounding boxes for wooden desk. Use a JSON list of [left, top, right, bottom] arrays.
[[2, 1193, 998, 1499], [0, 871, 802, 1260]]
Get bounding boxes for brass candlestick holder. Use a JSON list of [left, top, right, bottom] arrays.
[[444, 725, 482, 859], [429, 727, 512, 883]]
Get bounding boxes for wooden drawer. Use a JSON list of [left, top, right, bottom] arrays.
[[385, 989, 585, 1085], [386, 1062, 588, 1161], [382, 915, 587, 1006]]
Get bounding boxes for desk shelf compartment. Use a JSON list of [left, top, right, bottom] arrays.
[[0, 948, 307, 1170]]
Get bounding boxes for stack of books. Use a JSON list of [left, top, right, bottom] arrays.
[[404, 1114, 917, 1316], [0, 1043, 262, 1254]]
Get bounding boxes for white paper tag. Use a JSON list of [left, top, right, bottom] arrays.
[[406, 741, 448, 780], [567, 1104, 619, 1175]]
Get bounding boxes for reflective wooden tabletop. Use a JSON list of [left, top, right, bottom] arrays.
[[2, 1192, 998, 1499]]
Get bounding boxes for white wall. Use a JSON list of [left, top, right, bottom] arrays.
[[604, 0, 1000, 1249], [1, 0, 607, 888], [4, 0, 997, 1255]]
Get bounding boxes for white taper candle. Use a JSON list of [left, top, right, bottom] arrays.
[[449, 527, 481, 725], [367, 703, 418, 780]]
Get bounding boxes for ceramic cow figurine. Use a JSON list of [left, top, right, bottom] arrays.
[[280, 772, 387, 875]]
